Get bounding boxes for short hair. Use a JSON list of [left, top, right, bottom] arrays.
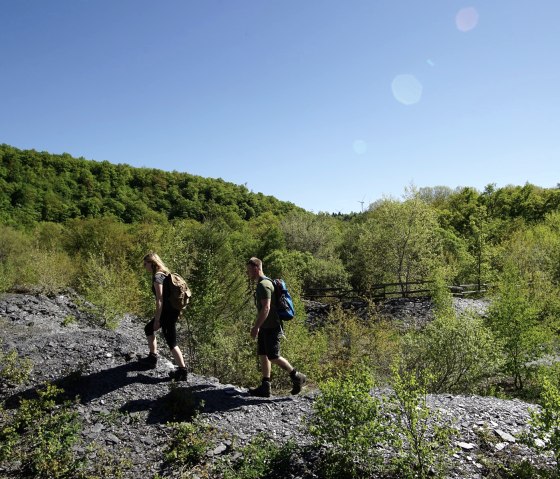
[[247, 257, 262, 269]]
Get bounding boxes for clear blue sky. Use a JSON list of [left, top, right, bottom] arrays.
[[1, 1, 559, 213]]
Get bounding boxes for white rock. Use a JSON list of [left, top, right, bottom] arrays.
[[535, 438, 546, 448], [495, 429, 516, 443]]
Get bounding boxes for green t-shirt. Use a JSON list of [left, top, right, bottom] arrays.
[[256, 278, 280, 329]]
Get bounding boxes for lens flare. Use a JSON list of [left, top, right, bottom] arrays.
[[353, 140, 367, 155], [391, 74, 423, 105], [456, 7, 479, 32]]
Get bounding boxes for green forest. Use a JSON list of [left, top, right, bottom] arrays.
[[2, 144, 560, 477], [0, 144, 300, 225]]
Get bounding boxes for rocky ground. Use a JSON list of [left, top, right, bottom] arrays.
[[0, 292, 555, 478]]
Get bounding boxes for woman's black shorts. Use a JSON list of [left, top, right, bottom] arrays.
[[144, 306, 180, 349]]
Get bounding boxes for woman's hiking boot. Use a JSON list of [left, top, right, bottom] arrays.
[[168, 367, 188, 381], [290, 370, 306, 395], [248, 379, 271, 398], [139, 352, 158, 369]]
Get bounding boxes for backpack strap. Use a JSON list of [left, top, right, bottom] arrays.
[[258, 276, 280, 315], [259, 276, 275, 294]]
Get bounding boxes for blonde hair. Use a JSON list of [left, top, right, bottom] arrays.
[[143, 252, 170, 275]]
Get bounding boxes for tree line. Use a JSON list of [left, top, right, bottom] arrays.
[[0, 144, 300, 225]]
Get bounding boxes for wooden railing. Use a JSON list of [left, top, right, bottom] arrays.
[[303, 281, 489, 302]]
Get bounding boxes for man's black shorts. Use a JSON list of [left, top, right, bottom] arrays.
[[257, 326, 282, 360]]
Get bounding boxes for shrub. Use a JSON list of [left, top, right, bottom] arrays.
[[1, 383, 130, 478], [0, 341, 33, 385], [0, 226, 33, 291], [402, 310, 503, 394], [164, 420, 214, 469], [319, 306, 400, 383], [0, 224, 78, 294], [389, 364, 457, 479], [308, 369, 393, 478], [0, 384, 84, 478], [215, 434, 296, 479], [82, 443, 132, 479], [61, 315, 77, 327], [79, 253, 142, 329], [522, 375, 560, 475], [486, 263, 551, 389], [23, 247, 78, 294], [303, 256, 351, 290], [183, 222, 256, 380]]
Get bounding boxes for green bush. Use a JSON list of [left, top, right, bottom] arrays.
[[486, 262, 551, 389], [1, 383, 131, 478], [308, 369, 393, 478], [182, 221, 256, 380], [0, 384, 84, 478], [0, 226, 33, 291], [216, 434, 296, 479], [303, 255, 351, 290], [0, 340, 33, 385], [522, 375, 560, 475], [79, 253, 142, 329], [192, 320, 258, 387], [0, 224, 77, 294], [403, 311, 503, 394], [319, 306, 400, 383], [164, 420, 214, 468], [61, 314, 77, 327], [24, 247, 78, 294], [389, 364, 457, 479]]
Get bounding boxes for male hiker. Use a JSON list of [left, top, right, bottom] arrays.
[[246, 257, 306, 397]]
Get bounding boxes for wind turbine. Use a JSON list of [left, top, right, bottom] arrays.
[[357, 195, 366, 212]]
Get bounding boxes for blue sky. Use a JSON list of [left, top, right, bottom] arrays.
[[1, 1, 559, 213]]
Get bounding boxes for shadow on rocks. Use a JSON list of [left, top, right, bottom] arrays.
[[3, 360, 168, 409], [190, 383, 293, 414], [120, 383, 293, 425]]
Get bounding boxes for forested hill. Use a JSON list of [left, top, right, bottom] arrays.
[[0, 144, 301, 225]]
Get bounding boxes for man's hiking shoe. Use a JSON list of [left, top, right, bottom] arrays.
[[248, 380, 271, 398], [290, 371, 306, 395], [168, 367, 188, 381], [139, 353, 158, 369]]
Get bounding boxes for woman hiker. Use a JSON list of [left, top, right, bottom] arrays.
[[141, 252, 188, 381]]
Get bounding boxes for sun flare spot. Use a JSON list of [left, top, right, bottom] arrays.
[[456, 7, 479, 32], [391, 74, 423, 105]]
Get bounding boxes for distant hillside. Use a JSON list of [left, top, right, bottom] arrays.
[[0, 144, 301, 225]]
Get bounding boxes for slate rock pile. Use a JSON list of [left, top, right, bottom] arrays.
[[0, 292, 554, 478], [304, 296, 491, 330]]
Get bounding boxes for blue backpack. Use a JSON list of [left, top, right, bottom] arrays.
[[262, 277, 295, 320]]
